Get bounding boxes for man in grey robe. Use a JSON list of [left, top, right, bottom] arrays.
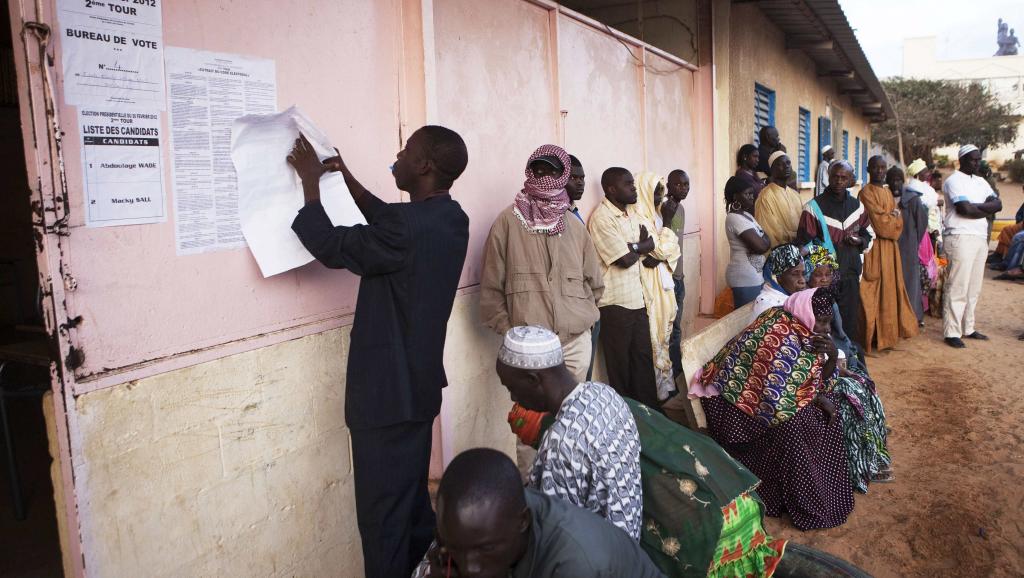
[[888, 167, 928, 323]]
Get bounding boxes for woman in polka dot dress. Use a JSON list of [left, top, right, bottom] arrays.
[[696, 288, 855, 530]]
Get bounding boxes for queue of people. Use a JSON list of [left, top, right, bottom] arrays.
[[284, 122, 1008, 578]]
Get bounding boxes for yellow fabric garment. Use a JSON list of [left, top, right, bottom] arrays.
[[634, 171, 680, 400], [859, 183, 919, 352], [754, 182, 802, 248]]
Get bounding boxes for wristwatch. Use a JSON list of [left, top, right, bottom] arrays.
[[630, 243, 639, 253]]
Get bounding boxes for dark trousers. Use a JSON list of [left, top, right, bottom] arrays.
[[350, 420, 435, 578], [586, 320, 601, 382], [598, 305, 659, 408], [669, 278, 685, 378], [837, 276, 865, 350]]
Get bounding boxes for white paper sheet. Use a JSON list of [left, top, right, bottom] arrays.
[[165, 47, 277, 255], [57, 0, 165, 109], [79, 107, 166, 227], [231, 106, 366, 277]]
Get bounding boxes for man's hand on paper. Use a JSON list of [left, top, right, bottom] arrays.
[[323, 146, 370, 206], [321, 148, 346, 174], [287, 133, 326, 203]]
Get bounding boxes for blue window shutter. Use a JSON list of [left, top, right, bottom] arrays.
[[818, 116, 832, 155], [754, 84, 775, 146], [854, 137, 861, 182], [798, 108, 811, 182], [842, 131, 849, 160], [862, 140, 869, 183]]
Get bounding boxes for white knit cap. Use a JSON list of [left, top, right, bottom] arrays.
[[768, 150, 788, 168], [958, 144, 979, 158], [907, 159, 928, 178], [821, 145, 833, 154], [498, 326, 563, 370]]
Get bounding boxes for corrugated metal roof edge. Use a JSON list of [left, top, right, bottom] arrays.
[[801, 0, 895, 121]]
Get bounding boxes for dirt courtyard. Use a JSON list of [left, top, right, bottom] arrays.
[[764, 271, 1024, 577]]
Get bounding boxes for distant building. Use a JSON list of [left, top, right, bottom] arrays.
[[903, 36, 1024, 165]]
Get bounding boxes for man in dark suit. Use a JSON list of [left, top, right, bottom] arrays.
[[287, 126, 470, 578]]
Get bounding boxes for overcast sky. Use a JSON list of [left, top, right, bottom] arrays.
[[839, 0, 1022, 79]]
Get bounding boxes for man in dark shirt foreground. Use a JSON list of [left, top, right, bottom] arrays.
[[288, 126, 470, 578], [419, 448, 664, 578]]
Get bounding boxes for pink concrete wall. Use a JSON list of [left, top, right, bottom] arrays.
[[559, 14, 645, 213], [56, 1, 404, 380], [46, 0, 702, 386], [644, 51, 697, 215], [435, 2, 698, 230], [433, 0, 557, 284]]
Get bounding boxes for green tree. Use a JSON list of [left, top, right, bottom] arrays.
[[873, 77, 1020, 164]]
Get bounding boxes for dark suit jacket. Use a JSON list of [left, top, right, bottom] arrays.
[[292, 193, 469, 430]]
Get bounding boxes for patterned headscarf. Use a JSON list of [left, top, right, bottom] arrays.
[[805, 244, 841, 292], [513, 145, 571, 235], [811, 287, 835, 319], [784, 287, 834, 332], [806, 244, 838, 272], [767, 243, 803, 276]]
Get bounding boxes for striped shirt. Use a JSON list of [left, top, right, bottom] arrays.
[[795, 192, 873, 278], [587, 198, 646, 310]]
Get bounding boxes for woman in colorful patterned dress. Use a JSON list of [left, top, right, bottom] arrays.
[[696, 288, 855, 530]]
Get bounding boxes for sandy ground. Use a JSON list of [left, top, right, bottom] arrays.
[[764, 271, 1024, 577]]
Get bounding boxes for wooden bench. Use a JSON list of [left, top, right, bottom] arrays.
[[663, 303, 754, 430]]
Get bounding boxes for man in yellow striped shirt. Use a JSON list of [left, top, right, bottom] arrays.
[[587, 167, 658, 407]]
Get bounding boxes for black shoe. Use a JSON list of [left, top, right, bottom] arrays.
[[944, 337, 966, 348], [965, 332, 989, 340]]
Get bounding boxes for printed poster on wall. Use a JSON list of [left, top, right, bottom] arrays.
[[164, 47, 277, 255], [78, 107, 166, 227], [57, 0, 165, 109]]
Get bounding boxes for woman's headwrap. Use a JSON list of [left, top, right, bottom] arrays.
[[811, 287, 835, 319], [634, 171, 666, 224], [513, 144, 571, 235], [806, 244, 838, 272], [784, 287, 833, 331], [767, 243, 803, 276], [805, 244, 842, 291]]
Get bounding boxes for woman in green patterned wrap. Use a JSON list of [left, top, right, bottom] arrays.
[[509, 399, 787, 577], [805, 245, 893, 490]]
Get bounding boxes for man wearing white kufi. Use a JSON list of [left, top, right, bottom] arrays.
[[815, 144, 835, 197], [940, 145, 1002, 348], [755, 150, 803, 248], [496, 325, 643, 541], [489, 327, 791, 576]]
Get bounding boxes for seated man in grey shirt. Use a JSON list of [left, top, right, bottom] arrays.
[[415, 448, 664, 578]]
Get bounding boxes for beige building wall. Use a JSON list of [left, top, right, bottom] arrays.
[[71, 292, 514, 577], [710, 3, 875, 291]]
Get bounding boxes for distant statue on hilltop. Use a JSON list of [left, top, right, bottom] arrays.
[[996, 18, 1020, 56]]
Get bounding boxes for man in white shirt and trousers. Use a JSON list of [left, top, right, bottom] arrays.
[[941, 145, 1002, 349]]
